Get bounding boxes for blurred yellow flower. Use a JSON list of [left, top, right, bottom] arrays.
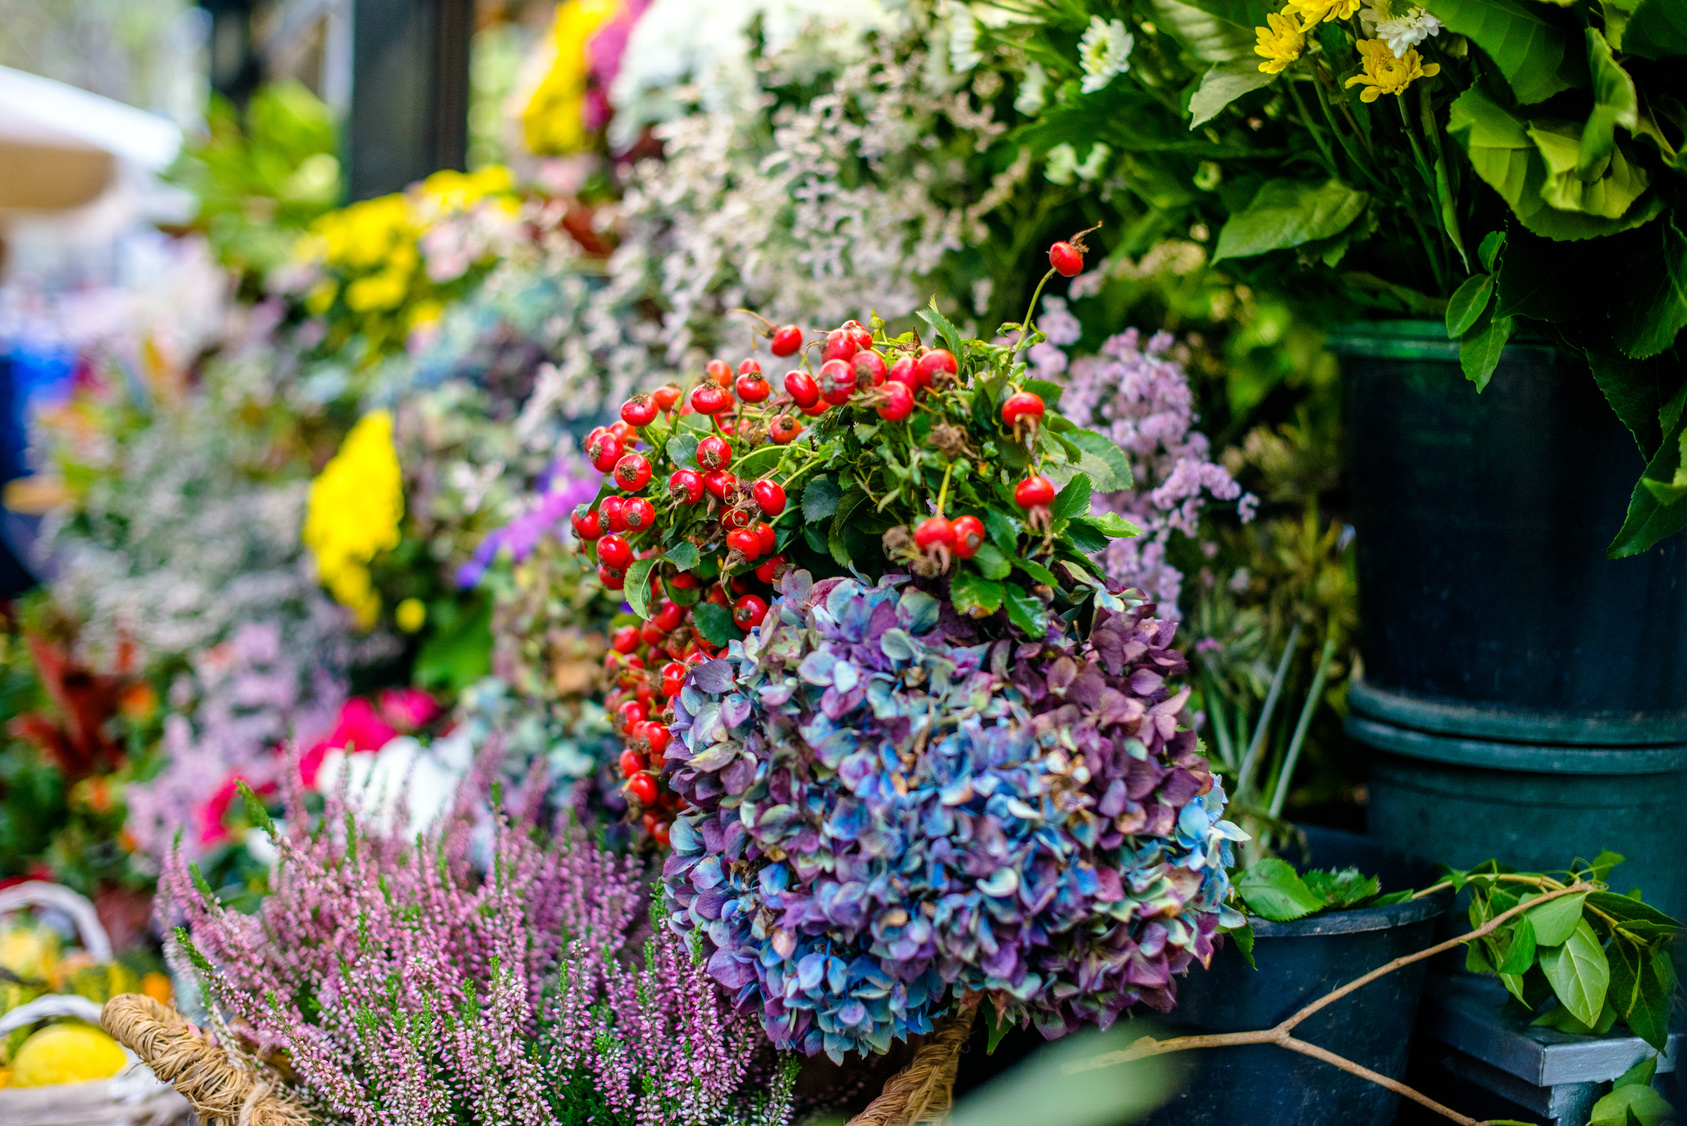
[[1255, 11, 1306, 73], [395, 597, 427, 633], [522, 0, 620, 155], [304, 411, 404, 629], [1285, 0, 1362, 25], [1344, 37, 1440, 101]]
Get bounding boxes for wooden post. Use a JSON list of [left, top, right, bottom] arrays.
[[345, 0, 473, 200]]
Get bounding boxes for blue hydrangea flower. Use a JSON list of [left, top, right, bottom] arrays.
[[662, 572, 1242, 1061]]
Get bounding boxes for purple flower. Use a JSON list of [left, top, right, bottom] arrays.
[[456, 468, 598, 589]]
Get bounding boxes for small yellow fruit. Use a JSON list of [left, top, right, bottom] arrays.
[[10, 1023, 127, 1087]]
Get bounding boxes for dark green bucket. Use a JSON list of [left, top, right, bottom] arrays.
[[1336, 324, 1687, 914]]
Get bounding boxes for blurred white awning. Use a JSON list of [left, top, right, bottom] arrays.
[[0, 65, 182, 212]]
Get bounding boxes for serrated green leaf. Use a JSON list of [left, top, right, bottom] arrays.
[[1589, 350, 1685, 458], [1230, 921, 1257, 969], [1188, 62, 1275, 127], [1015, 556, 1059, 586], [917, 298, 963, 359], [1086, 511, 1142, 538], [1525, 891, 1587, 945], [1614, 216, 1687, 360], [667, 432, 700, 470], [678, 413, 715, 433], [1052, 473, 1092, 524], [1004, 586, 1048, 638], [692, 603, 736, 647], [1067, 430, 1134, 492], [664, 541, 701, 574], [1212, 179, 1369, 263], [623, 557, 658, 620], [973, 543, 1012, 580], [1422, 0, 1580, 104], [1064, 517, 1111, 555], [1460, 307, 1514, 391], [1021, 379, 1065, 409], [1541, 919, 1610, 1026], [984, 508, 1017, 551], [1446, 273, 1495, 338], [1301, 867, 1380, 910], [1236, 858, 1325, 922], [951, 571, 1005, 617], [802, 477, 842, 522], [829, 493, 864, 568]]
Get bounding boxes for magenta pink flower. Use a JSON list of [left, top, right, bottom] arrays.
[[297, 697, 399, 786]]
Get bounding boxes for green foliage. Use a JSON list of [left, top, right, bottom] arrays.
[[1235, 858, 1396, 921], [167, 81, 342, 284]]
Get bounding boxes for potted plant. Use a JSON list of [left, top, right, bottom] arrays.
[[978, 0, 1687, 913]]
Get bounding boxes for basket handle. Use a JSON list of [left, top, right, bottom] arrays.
[[0, 882, 113, 962]]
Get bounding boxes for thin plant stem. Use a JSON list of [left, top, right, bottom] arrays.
[[1012, 267, 1059, 360], [1204, 674, 1237, 772], [1396, 94, 1449, 293], [1235, 622, 1301, 799], [1061, 882, 1596, 1126], [1268, 637, 1338, 819], [1287, 81, 1340, 178]]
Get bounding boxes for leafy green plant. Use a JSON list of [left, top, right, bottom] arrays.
[[982, 0, 1687, 555]]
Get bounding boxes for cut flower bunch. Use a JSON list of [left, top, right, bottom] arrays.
[[570, 240, 1246, 1060], [984, 0, 1687, 555]]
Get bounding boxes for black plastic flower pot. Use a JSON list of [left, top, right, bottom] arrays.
[[1142, 828, 1447, 1126], [1335, 322, 1687, 916]]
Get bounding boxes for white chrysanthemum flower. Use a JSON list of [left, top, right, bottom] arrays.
[[949, 11, 982, 73], [1015, 61, 1047, 115], [1078, 15, 1133, 93], [1359, 0, 1443, 56]]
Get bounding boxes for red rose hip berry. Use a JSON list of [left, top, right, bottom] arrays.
[[951, 515, 986, 559], [620, 394, 658, 428], [1014, 475, 1057, 508], [668, 468, 704, 505], [914, 516, 956, 551], [628, 773, 659, 806], [876, 381, 914, 422], [587, 429, 623, 472], [784, 370, 820, 408], [915, 348, 958, 385], [1001, 391, 1046, 429], [613, 452, 653, 491], [697, 435, 733, 471], [597, 534, 633, 569], [819, 358, 856, 405], [769, 414, 802, 443], [1049, 240, 1084, 277], [733, 594, 769, 629], [751, 479, 786, 516], [736, 368, 772, 402], [571, 507, 604, 541], [622, 496, 656, 530], [770, 324, 804, 356]]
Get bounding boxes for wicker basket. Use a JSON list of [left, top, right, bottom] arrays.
[[0, 884, 188, 1126], [100, 993, 980, 1126]]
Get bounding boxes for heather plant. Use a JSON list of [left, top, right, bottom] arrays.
[[162, 773, 796, 1126]]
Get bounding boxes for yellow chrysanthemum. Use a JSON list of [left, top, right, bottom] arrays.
[[521, 0, 620, 155], [420, 165, 515, 209], [303, 411, 404, 629], [1255, 11, 1306, 73], [1343, 37, 1440, 101], [1285, 0, 1362, 25]]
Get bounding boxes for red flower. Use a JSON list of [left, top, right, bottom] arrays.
[[298, 698, 400, 787], [378, 687, 440, 731]]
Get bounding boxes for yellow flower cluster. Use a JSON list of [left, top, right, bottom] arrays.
[[521, 0, 621, 156], [1344, 36, 1440, 101], [303, 411, 404, 630], [1254, 0, 1438, 99], [294, 165, 517, 357]]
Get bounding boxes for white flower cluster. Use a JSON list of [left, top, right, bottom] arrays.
[[1359, 0, 1443, 56], [1078, 15, 1134, 93]]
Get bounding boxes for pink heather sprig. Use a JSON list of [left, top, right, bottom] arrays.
[[161, 763, 792, 1126], [1055, 315, 1255, 617]]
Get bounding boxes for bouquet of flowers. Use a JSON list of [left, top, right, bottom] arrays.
[[568, 239, 1245, 1065]]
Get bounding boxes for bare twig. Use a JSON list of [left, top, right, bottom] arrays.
[[1061, 883, 1597, 1126]]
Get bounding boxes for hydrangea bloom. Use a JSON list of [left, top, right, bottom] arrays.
[[662, 571, 1242, 1061]]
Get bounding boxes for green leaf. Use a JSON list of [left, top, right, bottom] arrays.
[[667, 432, 700, 471], [1609, 940, 1677, 1050], [829, 493, 864, 568], [1301, 868, 1380, 910], [1615, 1055, 1658, 1091], [1067, 430, 1134, 492], [1524, 891, 1587, 946], [664, 541, 701, 575], [1230, 921, 1257, 969], [1606, 410, 1687, 557], [1051, 473, 1093, 524], [1004, 587, 1048, 638], [1584, 891, 1684, 940], [691, 602, 737, 647], [1480, 230, 1507, 273], [1445, 273, 1495, 338], [236, 781, 276, 836], [623, 557, 658, 620], [1460, 308, 1515, 391], [917, 298, 964, 359], [973, 543, 1012, 580], [1086, 511, 1142, 538], [1540, 919, 1610, 1026], [1528, 122, 1651, 220], [1589, 350, 1687, 458], [1421, 0, 1581, 104], [1063, 517, 1111, 555], [414, 594, 493, 692], [1211, 179, 1369, 263], [951, 571, 1005, 617], [1021, 379, 1065, 409], [982, 1002, 1013, 1054], [802, 476, 842, 522], [1015, 555, 1059, 587], [1581, 28, 1639, 178], [1622, 0, 1687, 58], [1590, 1082, 1672, 1126], [1497, 917, 1538, 974], [983, 508, 1017, 551], [1532, 998, 1619, 1035], [1236, 859, 1326, 923], [1188, 62, 1275, 128], [1613, 216, 1687, 360], [1436, 154, 1470, 272], [1148, 0, 1260, 63]]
